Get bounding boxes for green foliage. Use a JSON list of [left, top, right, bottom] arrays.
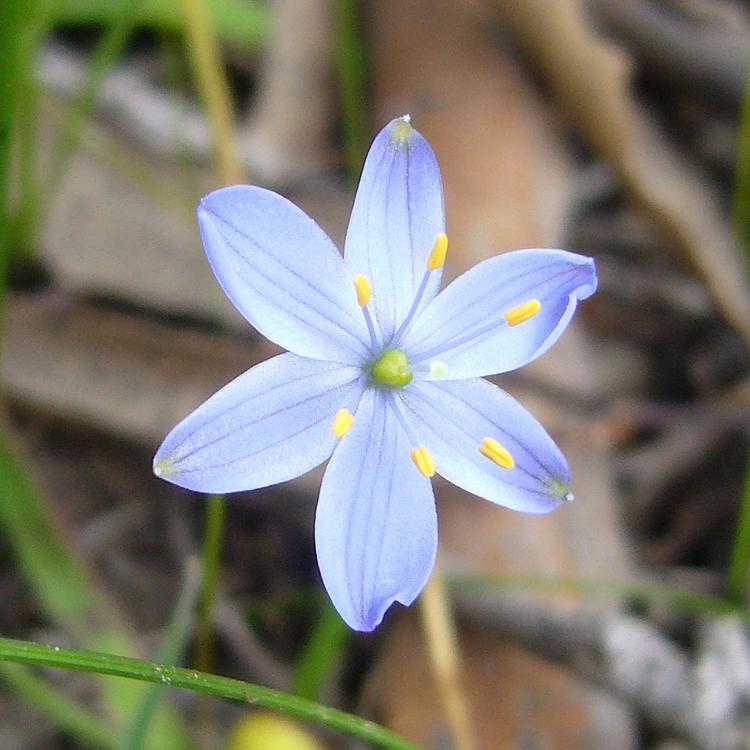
[[333, 0, 368, 179], [292, 599, 349, 701], [51, 0, 266, 50], [0, 432, 191, 749], [0, 637, 423, 750], [730, 64, 750, 603]]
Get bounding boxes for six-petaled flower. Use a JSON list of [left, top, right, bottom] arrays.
[[153, 115, 597, 631]]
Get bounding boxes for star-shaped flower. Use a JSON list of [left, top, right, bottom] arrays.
[[154, 116, 597, 631]]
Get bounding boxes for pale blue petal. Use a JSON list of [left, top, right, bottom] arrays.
[[198, 186, 369, 363], [316, 388, 437, 631], [153, 353, 365, 493], [401, 378, 570, 513], [344, 116, 445, 340], [403, 249, 596, 379]]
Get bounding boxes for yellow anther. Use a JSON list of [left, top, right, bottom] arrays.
[[426, 233, 448, 271], [353, 274, 372, 307], [410, 447, 435, 478], [479, 437, 515, 469], [332, 408, 354, 438], [503, 299, 541, 327]]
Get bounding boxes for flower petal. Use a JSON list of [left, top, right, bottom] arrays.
[[315, 388, 437, 631], [198, 185, 369, 363], [401, 378, 571, 513], [153, 353, 365, 493], [344, 116, 445, 340], [403, 249, 597, 379]]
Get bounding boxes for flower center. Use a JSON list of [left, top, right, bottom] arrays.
[[370, 348, 412, 387]]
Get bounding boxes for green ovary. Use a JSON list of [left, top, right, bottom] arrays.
[[370, 348, 413, 387]]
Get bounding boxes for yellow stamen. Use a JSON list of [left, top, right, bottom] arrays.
[[353, 274, 372, 307], [479, 437, 515, 469], [426, 233, 448, 271], [503, 298, 541, 326], [332, 408, 354, 438], [410, 446, 435, 478]]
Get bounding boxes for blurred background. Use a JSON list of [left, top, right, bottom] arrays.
[[2, 0, 750, 748]]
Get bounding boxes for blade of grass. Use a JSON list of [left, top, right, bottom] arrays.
[[291, 598, 348, 701], [43, 0, 145, 215], [728, 61, 750, 603], [0, 0, 28, 299], [449, 571, 742, 618], [117, 558, 202, 750], [0, 424, 190, 750], [0, 425, 121, 640], [4, 0, 50, 262], [0, 637, 423, 750], [0, 662, 116, 749], [333, 0, 368, 179], [51, 0, 267, 52], [728, 448, 750, 603]]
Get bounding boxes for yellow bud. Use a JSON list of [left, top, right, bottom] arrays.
[[226, 713, 326, 750]]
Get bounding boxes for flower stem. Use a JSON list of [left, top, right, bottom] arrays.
[[195, 494, 226, 673], [0, 636, 423, 750], [418, 565, 477, 750]]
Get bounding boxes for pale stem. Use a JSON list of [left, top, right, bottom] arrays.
[[418, 563, 477, 750]]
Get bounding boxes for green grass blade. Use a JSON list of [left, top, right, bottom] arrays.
[[450, 572, 742, 618], [44, 0, 144, 211], [0, 429, 118, 639], [3, 0, 49, 262], [0, 637, 423, 750], [0, 662, 116, 749], [291, 599, 348, 701], [728, 61, 750, 603], [117, 559, 201, 750], [51, 0, 266, 51], [0, 427, 190, 750], [0, 0, 29, 280], [333, 0, 368, 179], [728, 447, 750, 603]]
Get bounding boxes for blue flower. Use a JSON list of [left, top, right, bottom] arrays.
[[153, 116, 597, 631]]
